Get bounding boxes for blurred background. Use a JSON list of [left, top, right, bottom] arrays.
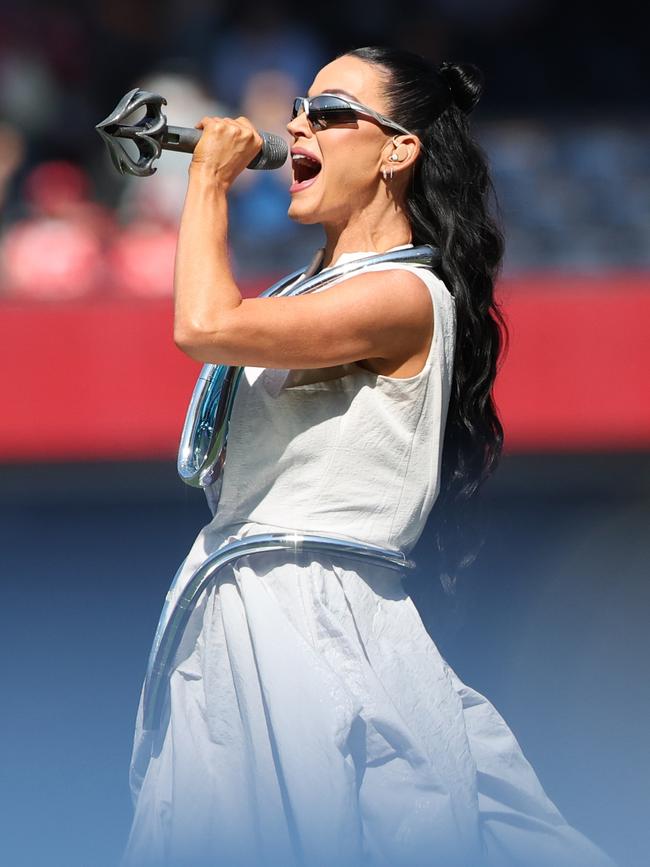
[[1, 1, 648, 866]]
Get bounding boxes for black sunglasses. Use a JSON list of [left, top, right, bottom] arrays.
[[291, 93, 412, 136]]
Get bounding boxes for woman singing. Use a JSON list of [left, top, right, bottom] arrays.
[[122, 47, 616, 867]]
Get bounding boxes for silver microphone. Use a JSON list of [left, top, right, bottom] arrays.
[[162, 126, 288, 171]]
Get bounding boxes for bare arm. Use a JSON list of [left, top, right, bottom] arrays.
[[176, 261, 434, 369], [172, 116, 251, 345]]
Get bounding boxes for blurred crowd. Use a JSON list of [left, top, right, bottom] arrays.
[[0, 0, 647, 300]]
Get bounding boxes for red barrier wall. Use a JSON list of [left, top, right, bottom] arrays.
[[494, 273, 650, 450], [1, 273, 648, 460]]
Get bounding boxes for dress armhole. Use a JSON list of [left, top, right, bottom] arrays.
[[392, 264, 454, 372]]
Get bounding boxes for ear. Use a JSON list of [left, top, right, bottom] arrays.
[[382, 133, 421, 174]]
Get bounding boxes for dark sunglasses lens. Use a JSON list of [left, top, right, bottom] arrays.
[[308, 96, 357, 125]]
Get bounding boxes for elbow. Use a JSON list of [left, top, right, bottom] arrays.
[[173, 322, 206, 358], [174, 324, 200, 356], [174, 322, 226, 363], [174, 326, 197, 353]]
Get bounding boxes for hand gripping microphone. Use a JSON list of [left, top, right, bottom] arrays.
[[96, 88, 289, 178]]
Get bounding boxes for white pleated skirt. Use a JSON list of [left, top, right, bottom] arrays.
[[121, 525, 616, 867]]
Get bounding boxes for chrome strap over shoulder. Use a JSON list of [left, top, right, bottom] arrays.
[[177, 244, 441, 494], [143, 531, 415, 731]]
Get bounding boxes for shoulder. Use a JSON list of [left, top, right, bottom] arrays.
[[327, 266, 435, 329], [335, 264, 433, 296]]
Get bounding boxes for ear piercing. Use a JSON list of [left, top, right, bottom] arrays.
[[383, 149, 403, 181]]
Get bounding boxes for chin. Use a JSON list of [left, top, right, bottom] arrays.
[[287, 199, 323, 225]]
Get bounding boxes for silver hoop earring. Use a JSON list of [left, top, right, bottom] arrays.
[[381, 166, 394, 182]]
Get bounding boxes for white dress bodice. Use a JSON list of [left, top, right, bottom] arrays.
[[204, 245, 457, 554]]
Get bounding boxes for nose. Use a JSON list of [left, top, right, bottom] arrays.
[[286, 108, 311, 139]]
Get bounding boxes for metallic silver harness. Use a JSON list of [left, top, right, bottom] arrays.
[[143, 245, 440, 731]]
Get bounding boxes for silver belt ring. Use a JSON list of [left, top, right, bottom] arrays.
[[143, 532, 415, 731]]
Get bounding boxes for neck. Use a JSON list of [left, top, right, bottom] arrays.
[[321, 201, 413, 269]]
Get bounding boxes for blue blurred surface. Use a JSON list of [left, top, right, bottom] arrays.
[[1, 454, 648, 866]]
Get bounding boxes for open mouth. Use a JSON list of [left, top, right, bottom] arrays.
[[290, 151, 322, 193]]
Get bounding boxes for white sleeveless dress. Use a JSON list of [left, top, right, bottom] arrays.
[[121, 247, 616, 867]]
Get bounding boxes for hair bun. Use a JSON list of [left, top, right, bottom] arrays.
[[438, 61, 484, 114]]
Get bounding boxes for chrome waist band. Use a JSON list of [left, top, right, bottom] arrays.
[[143, 531, 415, 731]]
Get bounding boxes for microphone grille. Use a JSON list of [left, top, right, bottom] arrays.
[[249, 132, 288, 170]]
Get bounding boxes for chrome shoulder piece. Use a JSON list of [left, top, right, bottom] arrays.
[[177, 244, 441, 492], [176, 262, 306, 490], [143, 531, 415, 731]]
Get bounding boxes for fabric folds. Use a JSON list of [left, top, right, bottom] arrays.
[[121, 543, 615, 867]]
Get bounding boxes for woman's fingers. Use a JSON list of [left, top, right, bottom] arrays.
[[190, 116, 263, 186]]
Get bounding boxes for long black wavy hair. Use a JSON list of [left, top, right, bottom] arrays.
[[346, 46, 508, 593]]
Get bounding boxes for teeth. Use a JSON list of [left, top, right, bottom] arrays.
[[292, 154, 319, 163]]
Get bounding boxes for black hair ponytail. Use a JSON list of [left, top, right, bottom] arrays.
[[438, 60, 484, 114], [346, 46, 508, 592]]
